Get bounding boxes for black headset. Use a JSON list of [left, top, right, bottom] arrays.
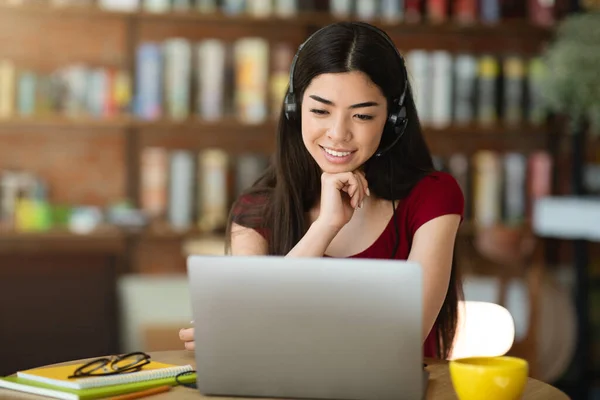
[[283, 22, 409, 157]]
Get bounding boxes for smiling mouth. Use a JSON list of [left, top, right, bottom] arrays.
[[320, 146, 356, 157]]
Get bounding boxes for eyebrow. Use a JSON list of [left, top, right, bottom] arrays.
[[308, 95, 380, 109]]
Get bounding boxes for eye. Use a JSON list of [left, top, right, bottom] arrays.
[[354, 114, 373, 121], [309, 108, 329, 116]]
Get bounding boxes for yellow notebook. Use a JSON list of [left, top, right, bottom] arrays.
[[16, 361, 193, 390]]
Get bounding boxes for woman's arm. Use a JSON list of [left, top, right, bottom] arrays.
[[230, 220, 341, 257], [407, 214, 461, 341], [231, 171, 369, 257]]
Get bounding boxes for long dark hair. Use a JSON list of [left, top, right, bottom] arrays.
[[226, 22, 462, 359]]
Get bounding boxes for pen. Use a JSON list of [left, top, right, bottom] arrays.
[[107, 385, 171, 400]]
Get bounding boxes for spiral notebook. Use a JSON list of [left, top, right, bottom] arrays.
[[16, 360, 193, 390], [0, 374, 196, 400]]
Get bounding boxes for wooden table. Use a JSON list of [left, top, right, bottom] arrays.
[[0, 351, 570, 399], [0, 229, 126, 376]]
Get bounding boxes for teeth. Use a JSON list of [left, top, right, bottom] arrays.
[[324, 147, 352, 157]]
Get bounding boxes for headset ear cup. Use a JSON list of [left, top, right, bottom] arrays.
[[393, 106, 407, 135], [394, 118, 408, 136], [397, 105, 407, 119], [284, 92, 297, 120]]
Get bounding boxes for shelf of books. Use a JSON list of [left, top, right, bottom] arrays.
[[0, 0, 564, 256]]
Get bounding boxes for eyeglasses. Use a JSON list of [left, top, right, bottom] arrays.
[[68, 352, 151, 379]]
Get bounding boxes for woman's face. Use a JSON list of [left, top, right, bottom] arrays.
[[301, 71, 388, 174]]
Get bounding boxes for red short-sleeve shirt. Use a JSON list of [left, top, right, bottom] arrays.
[[235, 171, 465, 358]]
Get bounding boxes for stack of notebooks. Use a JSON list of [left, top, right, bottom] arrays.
[[0, 360, 196, 399]]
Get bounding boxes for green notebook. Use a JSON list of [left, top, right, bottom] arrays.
[[0, 373, 196, 400]]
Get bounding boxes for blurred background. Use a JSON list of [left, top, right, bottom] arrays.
[[0, 0, 598, 399]]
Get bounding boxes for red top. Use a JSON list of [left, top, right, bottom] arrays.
[[236, 171, 464, 358]]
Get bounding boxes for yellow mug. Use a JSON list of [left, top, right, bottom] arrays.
[[449, 356, 529, 400]]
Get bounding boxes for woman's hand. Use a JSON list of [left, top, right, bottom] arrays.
[[179, 327, 195, 351], [317, 171, 369, 231]]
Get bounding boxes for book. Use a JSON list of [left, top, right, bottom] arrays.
[[143, 0, 170, 13], [140, 147, 168, 219], [356, 0, 378, 20], [329, 0, 352, 18], [16, 360, 193, 390], [502, 56, 526, 127], [477, 55, 499, 126], [473, 150, 502, 227], [453, 54, 477, 125], [164, 38, 192, 121], [168, 150, 195, 230], [135, 43, 163, 121], [196, 0, 217, 13], [274, 0, 298, 17], [380, 0, 403, 23], [429, 50, 453, 129], [197, 149, 229, 233], [0, 59, 16, 119], [0, 369, 195, 400], [503, 152, 527, 226], [527, 57, 546, 125], [427, 0, 448, 23], [453, 0, 477, 25], [270, 42, 294, 119], [480, 0, 500, 23], [529, 0, 555, 27], [248, 0, 273, 17], [448, 153, 471, 220], [98, 0, 139, 11], [17, 70, 37, 117], [406, 50, 430, 126], [197, 39, 226, 121], [405, 0, 423, 23], [234, 37, 269, 124]]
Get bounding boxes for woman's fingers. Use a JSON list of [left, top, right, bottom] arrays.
[[324, 171, 367, 209], [346, 173, 365, 209], [179, 328, 195, 351], [184, 341, 195, 351], [179, 327, 194, 341], [356, 171, 370, 197]]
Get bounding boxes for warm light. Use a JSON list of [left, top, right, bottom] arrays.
[[449, 301, 515, 360]]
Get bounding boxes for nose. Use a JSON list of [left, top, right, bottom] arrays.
[[326, 114, 352, 142]]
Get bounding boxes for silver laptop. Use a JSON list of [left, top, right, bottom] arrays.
[[187, 255, 425, 400]]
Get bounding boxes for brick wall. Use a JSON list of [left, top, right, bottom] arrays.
[[0, 128, 126, 206]]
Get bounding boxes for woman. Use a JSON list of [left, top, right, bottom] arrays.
[[180, 21, 464, 359]]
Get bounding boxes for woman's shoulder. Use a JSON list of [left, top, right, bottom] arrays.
[[410, 171, 462, 197], [402, 171, 464, 233], [231, 190, 271, 237], [234, 191, 270, 210]]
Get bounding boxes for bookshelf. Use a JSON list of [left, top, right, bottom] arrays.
[[0, 1, 561, 266]]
